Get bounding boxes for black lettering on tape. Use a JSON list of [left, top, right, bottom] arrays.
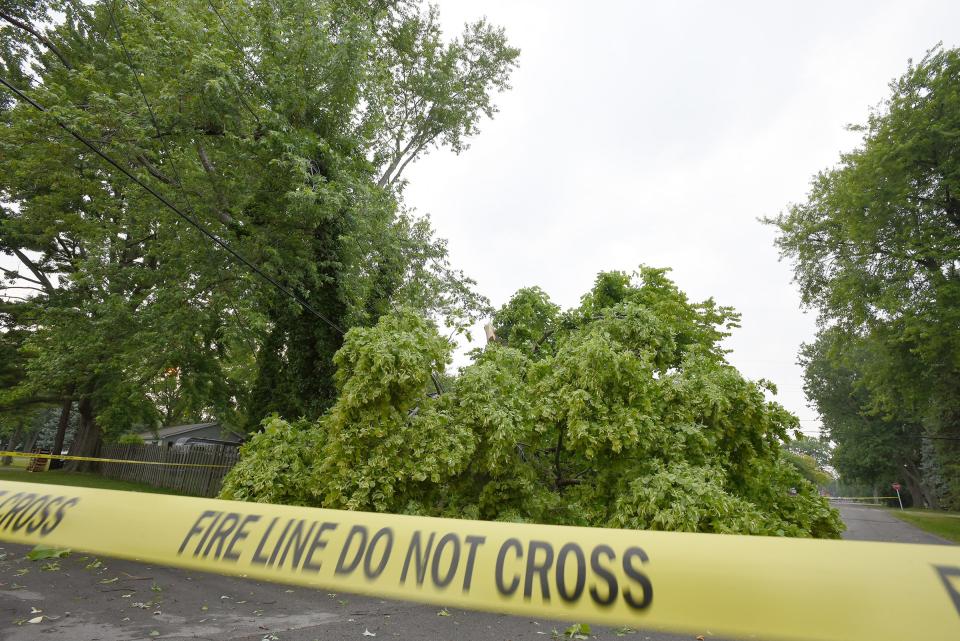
[[0, 491, 76, 537], [336, 525, 369, 576], [364, 528, 393, 579], [224, 514, 260, 563], [204, 513, 241, 560], [268, 519, 295, 566], [462, 535, 486, 592], [251, 517, 279, 566], [934, 565, 960, 617], [496, 538, 523, 596], [277, 520, 315, 569], [622, 547, 653, 610], [0, 493, 34, 530], [42, 497, 78, 536], [431, 533, 461, 588], [302, 522, 338, 572], [29, 496, 64, 535], [400, 531, 436, 586], [0, 491, 21, 523], [589, 544, 618, 606], [196, 512, 224, 556], [178, 511, 218, 556], [556, 543, 586, 603], [12, 494, 50, 532], [524, 540, 554, 601]]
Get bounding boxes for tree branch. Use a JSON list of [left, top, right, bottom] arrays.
[[196, 142, 235, 225], [135, 154, 174, 185], [0, 10, 73, 71], [0, 267, 42, 286], [11, 248, 54, 291]]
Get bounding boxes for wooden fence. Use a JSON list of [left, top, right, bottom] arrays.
[[98, 444, 239, 497]]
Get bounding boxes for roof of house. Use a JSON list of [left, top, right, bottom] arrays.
[[138, 422, 244, 442]]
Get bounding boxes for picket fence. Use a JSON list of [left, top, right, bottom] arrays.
[[98, 443, 239, 497]]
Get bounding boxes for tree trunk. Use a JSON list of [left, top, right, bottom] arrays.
[[65, 398, 101, 473], [50, 396, 73, 469], [22, 431, 39, 456], [903, 460, 939, 509], [1, 428, 23, 466]]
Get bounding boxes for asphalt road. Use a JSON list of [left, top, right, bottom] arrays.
[[837, 504, 955, 545], [0, 505, 951, 641]]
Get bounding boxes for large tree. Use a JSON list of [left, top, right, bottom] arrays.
[[769, 46, 960, 508], [800, 329, 935, 506], [0, 1, 516, 456]]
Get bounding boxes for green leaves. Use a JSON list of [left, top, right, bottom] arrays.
[[226, 270, 842, 538], [772, 46, 960, 509], [26, 545, 70, 561]]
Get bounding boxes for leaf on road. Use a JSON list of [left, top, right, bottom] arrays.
[[27, 616, 43, 624], [26, 545, 70, 561], [99, 577, 118, 584], [363, 629, 377, 637]]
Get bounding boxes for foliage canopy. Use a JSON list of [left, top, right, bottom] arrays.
[[223, 268, 843, 538], [770, 46, 960, 508]]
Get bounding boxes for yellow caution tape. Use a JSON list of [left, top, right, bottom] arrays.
[[0, 451, 229, 468], [0, 480, 957, 641], [828, 496, 900, 500]]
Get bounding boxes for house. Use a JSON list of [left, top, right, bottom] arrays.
[[138, 422, 245, 448]]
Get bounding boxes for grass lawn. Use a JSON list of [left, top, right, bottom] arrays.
[[892, 508, 960, 543], [0, 465, 177, 495]]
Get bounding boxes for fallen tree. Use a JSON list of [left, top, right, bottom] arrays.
[[222, 267, 843, 538]]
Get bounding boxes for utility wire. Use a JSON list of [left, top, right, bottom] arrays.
[[0, 74, 344, 336], [0, 75, 447, 394], [3, 2, 447, 394]]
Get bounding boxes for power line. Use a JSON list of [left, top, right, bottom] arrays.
[[0, 74, 344, 337], [0, 75, 449, 394], [104, 4, 449, 395]]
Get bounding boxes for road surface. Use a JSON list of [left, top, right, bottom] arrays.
[[838, 504, 955, 545]]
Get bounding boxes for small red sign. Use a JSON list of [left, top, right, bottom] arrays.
[[892, 483, 902, 492]]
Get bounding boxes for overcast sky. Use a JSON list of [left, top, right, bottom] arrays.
[[404, 0, 960, 437]]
